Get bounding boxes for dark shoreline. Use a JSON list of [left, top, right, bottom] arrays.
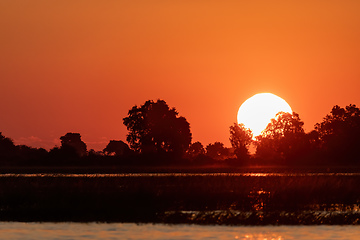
[[0, 172, 359, 224], [1, 165, 360, 174]]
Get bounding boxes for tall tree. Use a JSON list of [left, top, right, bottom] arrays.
[[123, 99, 192, 156], [255, 112, 307, 164], [315, 104, 360, 163], [229, 123, 253, 160]]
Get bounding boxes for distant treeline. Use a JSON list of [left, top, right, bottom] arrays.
[[1, 100, 360, 167]]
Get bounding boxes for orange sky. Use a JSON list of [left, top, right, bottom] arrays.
[[1, 1, 360, 150]]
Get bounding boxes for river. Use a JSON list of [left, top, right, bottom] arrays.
[[0, 222, 359, 240]]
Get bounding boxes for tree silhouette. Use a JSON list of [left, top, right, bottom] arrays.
[[123, 99, 192, 156], [187, 141, 205, 158], [229, 123, 253, 160], [315, 104, 360, 164], [255, 112, 307, 164], [0, 132, 17, 160], [103, 140, 131, 156], [17, 145, 48, 163], [205, 142, 230, 160], [60, 132, 87, 157]]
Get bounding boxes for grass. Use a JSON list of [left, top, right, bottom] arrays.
[[0, 172, 359, 224]]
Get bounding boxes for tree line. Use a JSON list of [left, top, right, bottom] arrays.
[[1, 99, 360, 167]]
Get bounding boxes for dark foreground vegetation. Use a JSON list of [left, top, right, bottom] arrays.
[[1, 100, 360, 168], [1, 100, 360, 225], [0, 173, 359, 224]]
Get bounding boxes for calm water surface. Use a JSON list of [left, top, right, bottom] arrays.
[[1, 172, 360, 177], [0, 222, 359, 240]]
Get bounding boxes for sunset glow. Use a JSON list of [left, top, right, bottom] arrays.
[[237, 93, 292, 137], [1, 1, 360, 150], [2, 0, 360, 234]]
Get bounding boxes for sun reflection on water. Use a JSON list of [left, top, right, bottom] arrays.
[[248, 189, 271, 211], [2, 223, 359, 240], [239, 234, 283, 240], [1, 172, 360, 178]]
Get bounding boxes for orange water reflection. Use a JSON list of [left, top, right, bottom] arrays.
[[248, 189, 271, 211], [0, 223, 359, 239], [1, 172, 360, 178]]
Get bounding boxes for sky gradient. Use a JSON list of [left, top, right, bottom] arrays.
[[1, 1, 360, 150]]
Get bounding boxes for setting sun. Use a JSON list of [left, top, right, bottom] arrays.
[[237, 93, 292, 137]]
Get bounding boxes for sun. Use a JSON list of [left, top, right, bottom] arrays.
[[237, 93, 292, 137]]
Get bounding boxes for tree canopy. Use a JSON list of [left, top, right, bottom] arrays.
[[315, 104, 360, 163], [0, 132, 17, 159], [123, 99, 192, 156], [2, 102, 360, 167], [205, 142, 230, 160], [187, 141, 205, 158], [229, 123, 253, 160], [255, 112, 307, 163], [103, 140, 131, 156], [60, 132, 87, 157]]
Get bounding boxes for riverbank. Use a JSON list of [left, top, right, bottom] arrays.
[[1, 165, 360, 174]]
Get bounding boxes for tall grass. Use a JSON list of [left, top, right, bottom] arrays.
[[0, 174, 359, 224]]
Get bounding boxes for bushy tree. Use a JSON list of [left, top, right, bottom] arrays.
[[315, 104, 360, 164], [255, 112, 307, 164], [123, 99, 192, 156], [60, 132, 87, 157], [206, 142, 230, 160], [0, 132, 17, 160], [103, 140, 131, 156], [187, 141, 205, 158], [229, 123, 253, 160]]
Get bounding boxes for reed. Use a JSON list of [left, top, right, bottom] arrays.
[[0, 173, 359, 224]]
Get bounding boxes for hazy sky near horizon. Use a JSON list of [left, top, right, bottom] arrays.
[[1, 1, 360, 150]]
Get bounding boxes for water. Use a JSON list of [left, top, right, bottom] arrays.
[[1, 172, 360, 177], [0, 222, 359, 240]]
